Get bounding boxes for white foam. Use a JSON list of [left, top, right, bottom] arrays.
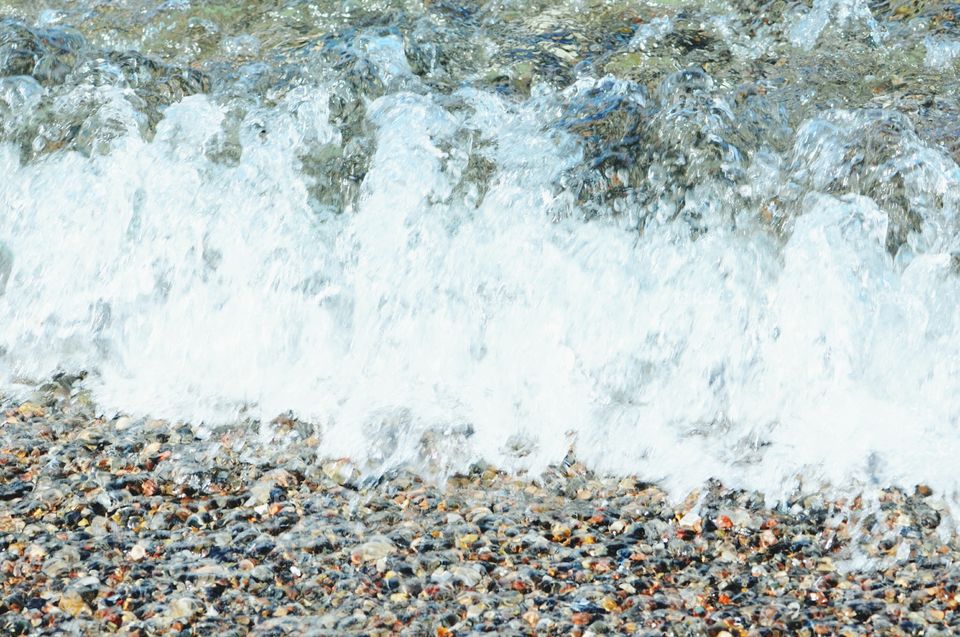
[[788, 0, 886, 50], [924, 36, 960, 70], [2, 81, 960, 505]]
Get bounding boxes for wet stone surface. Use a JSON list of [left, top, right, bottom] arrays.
[[0, 0, 958, 234], [1, 388, 959, 636], [0, 18, 209, 157]]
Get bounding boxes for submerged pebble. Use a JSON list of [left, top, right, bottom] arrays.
[[1, 398, 959, 635]]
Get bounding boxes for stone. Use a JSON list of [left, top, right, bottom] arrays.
[[58, 590, 87, 617], [169, 597, 198, 619], [353, 536, 395, 562]]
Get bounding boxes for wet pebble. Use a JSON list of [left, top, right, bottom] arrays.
[[1, 397, 959, 635]]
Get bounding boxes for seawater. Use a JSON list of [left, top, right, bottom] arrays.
[[1, 0, 960, 504]]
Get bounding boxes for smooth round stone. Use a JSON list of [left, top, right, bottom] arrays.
[[353, 536, 395, 562], [169, 597, 199, 619]]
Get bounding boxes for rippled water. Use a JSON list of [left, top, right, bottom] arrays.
[[1, 0, 960, 501]]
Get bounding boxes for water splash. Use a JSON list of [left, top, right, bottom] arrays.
[[788, 0, 886, 50], [925, 36, 960, 70], [1, 2, 960, 507]]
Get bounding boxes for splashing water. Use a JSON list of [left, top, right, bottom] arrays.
[[788, 0, 886, 50], [1, 0, 960, 504], [925, 36, 960, 70]]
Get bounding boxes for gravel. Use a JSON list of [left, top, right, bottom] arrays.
[[1, 383, 958, 636]]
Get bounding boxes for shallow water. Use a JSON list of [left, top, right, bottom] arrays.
[[1, 0, 960, 502]]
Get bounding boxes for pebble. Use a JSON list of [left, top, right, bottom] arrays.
[[169, 597, 198, 619], [353, 536, 395, 562], [2, 391, 960, 637], [58, 590, 87, 617]]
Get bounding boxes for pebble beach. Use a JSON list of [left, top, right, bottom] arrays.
[[3, 1, 960, 634], [2, 382, 958, 636]]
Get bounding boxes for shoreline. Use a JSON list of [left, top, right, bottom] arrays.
[[2, 397, 959, 636]]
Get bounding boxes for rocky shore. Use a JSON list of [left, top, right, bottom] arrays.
[[0, 385, 957, 636]]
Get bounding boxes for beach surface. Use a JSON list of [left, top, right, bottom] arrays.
[[1, 387, 958, 636]]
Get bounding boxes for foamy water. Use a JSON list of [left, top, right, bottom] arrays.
[[2, 1, 960, 504]]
